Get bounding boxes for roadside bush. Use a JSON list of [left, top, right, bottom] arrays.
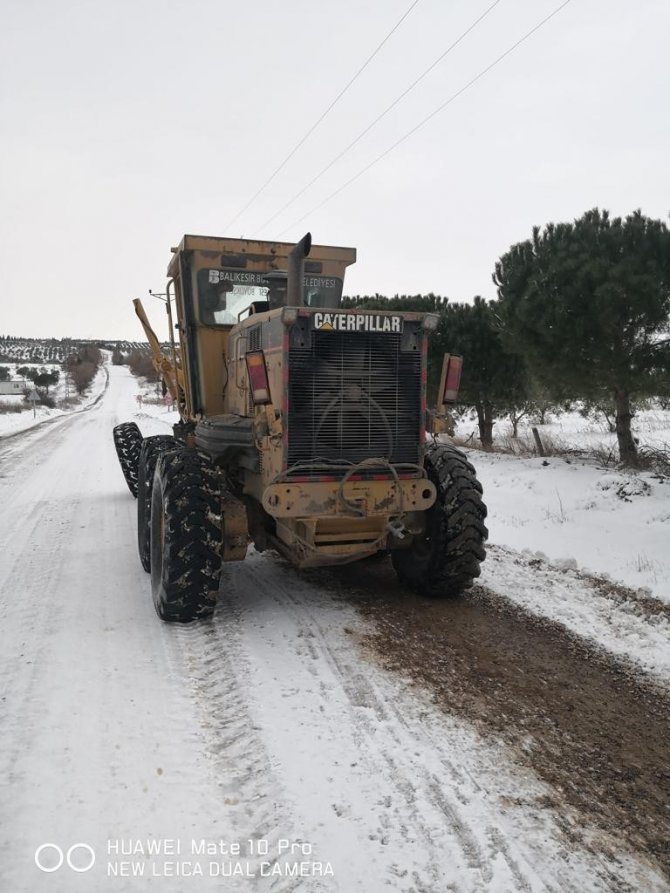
[[68, 361, 97, 394], [127, 350, 158, 381], [64, 345, 102, 394], [460, 429, 574, 459], [637, 445, 670, 477], [0, 399, 23, 414], [0, 366, 10, 381]]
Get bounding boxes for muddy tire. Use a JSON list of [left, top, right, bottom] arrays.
[[137, 435, 176, 572], [150, 448, 222, 622], [391, 444, 487, 597], [113, 422, 143, 497]]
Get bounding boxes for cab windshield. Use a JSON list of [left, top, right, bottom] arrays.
[[196, 268, 343, 326]]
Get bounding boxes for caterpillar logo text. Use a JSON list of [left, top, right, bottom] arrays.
[[314, 312, 403, 333]]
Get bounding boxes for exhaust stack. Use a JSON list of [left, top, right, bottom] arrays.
[[286, 232, 312, 306]]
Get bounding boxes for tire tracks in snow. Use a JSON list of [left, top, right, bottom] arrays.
[[169, 603, 311, 893], [0, 484, 84, 790], [1, 371, 274, 893], [235, 555, 495, 891], [185, 551, 664, 892], [259, 580, 497, 889]]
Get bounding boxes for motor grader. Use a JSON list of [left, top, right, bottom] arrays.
[[113, 233, 487, 622]]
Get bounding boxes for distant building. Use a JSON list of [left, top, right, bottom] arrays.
[[0, 380, 27, 396]]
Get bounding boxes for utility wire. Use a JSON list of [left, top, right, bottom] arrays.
[[224, 0, 422, 232], [278, 0, 573, 239], [253, 0, 503, 236]]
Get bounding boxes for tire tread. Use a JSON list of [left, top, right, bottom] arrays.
[[113, 422, 143, 497], [151, 448, 222, 622], [137, 435, 176, 572], [392, 443, 488, 597]]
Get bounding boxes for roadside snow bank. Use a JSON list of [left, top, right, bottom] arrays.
[[481, 545, 670, 688], [469, 449, 670, 605], [463, 448, 670, 687]]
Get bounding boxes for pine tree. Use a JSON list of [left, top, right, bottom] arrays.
[[494, 209, 670, 464], [433, 298, 528, 449]]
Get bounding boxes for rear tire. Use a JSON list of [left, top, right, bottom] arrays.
[[392, 444, 487, 597], [113, 422, 143, 497], [137, 435, 176, 572], [150, 448, 222, 622]]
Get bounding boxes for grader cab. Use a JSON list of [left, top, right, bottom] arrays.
[[113, 233, 487, 622]]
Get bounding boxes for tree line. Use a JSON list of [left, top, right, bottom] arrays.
[[345, 208, 670, 465]]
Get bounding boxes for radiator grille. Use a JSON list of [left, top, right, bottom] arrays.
[[287, 331, 421, 467]]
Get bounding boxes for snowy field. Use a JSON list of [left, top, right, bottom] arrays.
[[0, 362, 668, 892]]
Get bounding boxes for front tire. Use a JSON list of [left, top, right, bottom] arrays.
[[113, 422, 143, 497], [391, 444, 487, 597], [137, 435, 176, 572], [150, 448, 222, 622]]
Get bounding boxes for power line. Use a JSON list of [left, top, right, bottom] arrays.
[[224, 0, 422, 232], [278, 0, 574, 239], [253, 0, 503, 236]]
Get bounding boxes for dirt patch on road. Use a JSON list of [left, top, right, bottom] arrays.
[[317, 560, 670, 877]]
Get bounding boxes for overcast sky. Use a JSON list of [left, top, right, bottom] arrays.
[[1, 0, 668, 340]]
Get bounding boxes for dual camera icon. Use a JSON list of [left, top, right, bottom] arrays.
[[34, 843, 96, 873]]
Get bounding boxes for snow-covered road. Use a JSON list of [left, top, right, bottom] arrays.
[[0, 365, 667, 892]]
